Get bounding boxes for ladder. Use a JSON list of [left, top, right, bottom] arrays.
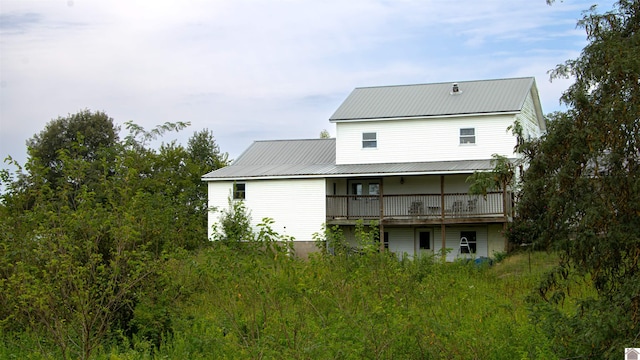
[[458, 237, 471, 256]]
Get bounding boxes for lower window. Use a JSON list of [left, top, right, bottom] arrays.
[[233, 183, 246, 200], [460, 231, 477, 254]]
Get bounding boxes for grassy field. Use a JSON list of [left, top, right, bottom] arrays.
[[2, 248, 567, 359]]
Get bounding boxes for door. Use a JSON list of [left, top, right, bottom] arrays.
[[415, 229, 433, 258], [348, 179, 380, 218]]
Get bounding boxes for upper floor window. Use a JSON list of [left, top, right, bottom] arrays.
[[362, 132, 377, 148], [460, 128, 475, 144], [233, 183, 246, 200]]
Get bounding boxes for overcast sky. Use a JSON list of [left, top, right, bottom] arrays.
[[1, 0, 612, 166]]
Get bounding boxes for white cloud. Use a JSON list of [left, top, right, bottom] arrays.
[[0, 0, 609, 162]]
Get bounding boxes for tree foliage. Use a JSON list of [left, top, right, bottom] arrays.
[[0, 111, 229, 359], [466, 154, 516, 199], [509, 1, 640, 357], [319, 129, 331, 139], [211, 196, 255, 243], [187, 129, 230, 214], [26, 110, 120, 189]]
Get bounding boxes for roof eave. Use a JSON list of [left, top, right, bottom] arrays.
[[329, 111, 520, 123], [202, 168, 495, 182]]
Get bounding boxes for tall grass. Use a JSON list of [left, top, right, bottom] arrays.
[[164, 248, 558, 359], [2, 248, 570, 359]]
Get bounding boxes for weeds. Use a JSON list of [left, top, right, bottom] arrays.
[[2, 246, 566, 359]]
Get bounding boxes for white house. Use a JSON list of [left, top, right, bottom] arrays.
[[203, 77, 546, 260]]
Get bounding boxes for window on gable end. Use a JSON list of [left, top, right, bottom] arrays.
[[460, 128, 475, 144], [233, 182, 246, 200], [362, 132, 377, 148]]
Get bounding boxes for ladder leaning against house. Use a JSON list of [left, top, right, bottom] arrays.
[[458, 237, 471, 256]]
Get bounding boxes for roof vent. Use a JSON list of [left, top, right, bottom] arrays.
[[450, 83, 461, 95]]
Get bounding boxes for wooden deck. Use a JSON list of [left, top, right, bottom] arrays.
[[326, 192, 511, 225]]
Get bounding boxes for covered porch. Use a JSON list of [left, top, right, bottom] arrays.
[[324, 174, 512, 260], [326, 191, 510, 224], [325, 173, 513, 226]]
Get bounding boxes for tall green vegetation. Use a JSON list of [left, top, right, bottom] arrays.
[[509, 1, 640, 357], [160, 243, 557, 359], [0, 111, 229, 359]]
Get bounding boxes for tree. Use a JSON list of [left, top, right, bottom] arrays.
[[1, 144, 158, 359], [319, 129, 331, 139], [0, 112, 228, 358], [26, 110, 119, 189], [187, 129, 229, 171], [509, 1, 640, 357], [466, 154, 515, 199], [187, 129, 230, 213]]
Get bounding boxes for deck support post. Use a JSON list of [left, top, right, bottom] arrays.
[[502, 185, 508, 251], [379, 179, 385, 252], [440, 175, 446, 260]]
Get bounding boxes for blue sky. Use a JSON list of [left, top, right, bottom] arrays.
[[0, 0, 613, 165]]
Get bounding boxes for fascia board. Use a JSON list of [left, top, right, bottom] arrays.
[[202, 169, 482, 182], [329, 111, 519, 123]]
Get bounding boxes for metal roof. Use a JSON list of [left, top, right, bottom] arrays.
[[202, 138, 497, 180], [203, 77, 538, 181], [231, 138, 335, 166], [202, 139, 335, 179], [329, 77, 536, 121]]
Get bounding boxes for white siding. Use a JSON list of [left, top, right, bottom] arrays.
[[386, 228, 415, 257], [382, 176, 441, 195], [381, 175, 470, 195], [337, 224, 500, 262], [432, 226, 489, 262], [386, 225, 498, 261], [516, 91, 543, 140], [340, 226, 415, 256], [208, 179, 326, 243], [207, 181, 234, 240], [335, 114, 518, 165], [487, 224, 506, 257]]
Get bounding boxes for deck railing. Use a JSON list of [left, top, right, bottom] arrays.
[[326, 192, 510, 220]]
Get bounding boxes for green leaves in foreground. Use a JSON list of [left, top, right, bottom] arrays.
[[0, 112, 229, 359], [510, 1, 640, 357]]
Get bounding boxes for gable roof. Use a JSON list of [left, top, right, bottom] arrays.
[[232, 138, 335, 166], [330, 77, 537, 121], [202, 138, 497, 181], [202, 139, 336, 180]]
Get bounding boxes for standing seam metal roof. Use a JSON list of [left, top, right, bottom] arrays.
[[202, 77, 538, 180], [202, 138, 498, 180], [231, 138, 336, 166], [329, 77, 535, 121]]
